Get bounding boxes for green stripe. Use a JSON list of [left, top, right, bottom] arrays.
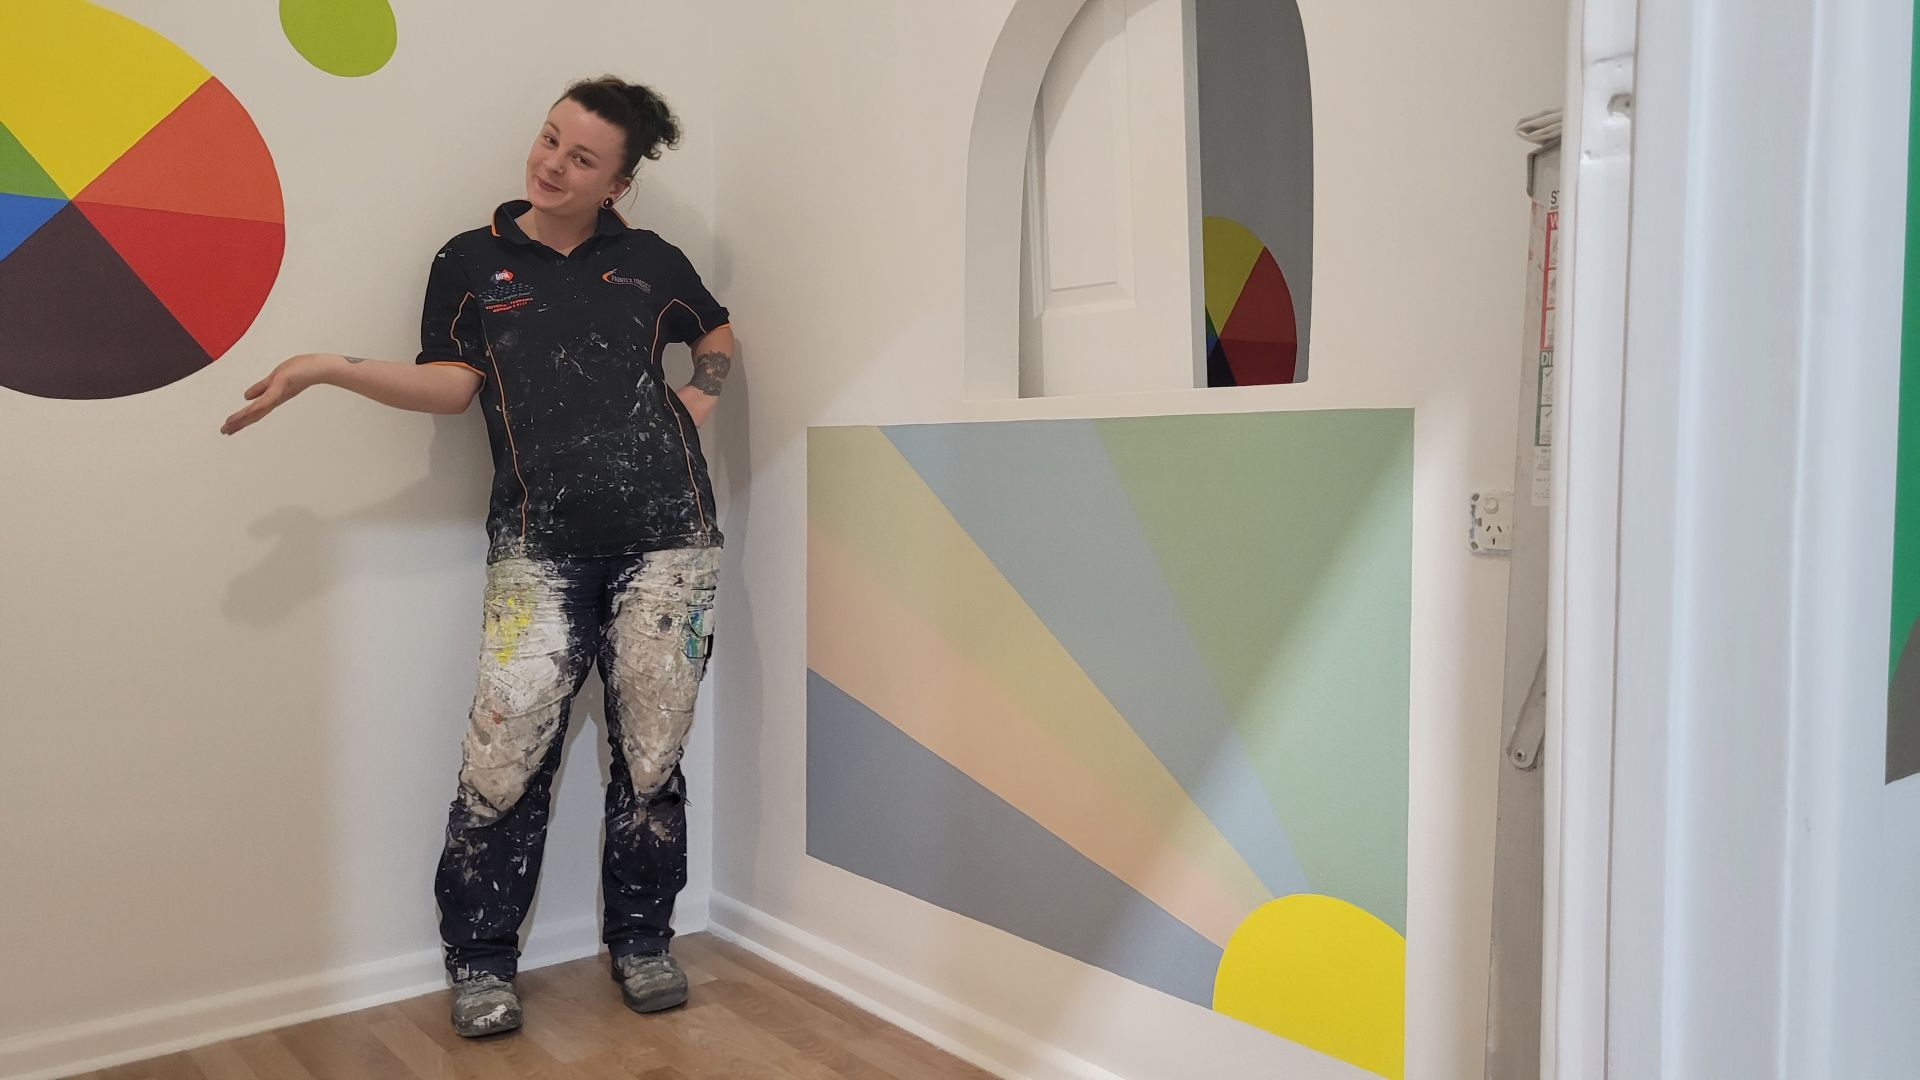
[[1093, 410, 1414, 931], [0, 123, 64, 200], [1893, 12, 1920, 677]]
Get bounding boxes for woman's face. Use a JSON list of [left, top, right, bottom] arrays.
[[525, 99, 630, 216]]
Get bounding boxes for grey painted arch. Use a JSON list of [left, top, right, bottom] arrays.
[[1197, 0, 1314, 376]]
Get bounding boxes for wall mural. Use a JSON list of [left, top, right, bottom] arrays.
[[1205, 215, 1300, 387], [1197, 0, 1312, 387], [807, 411, 1414, 1079], [0, 0, 284, 400]]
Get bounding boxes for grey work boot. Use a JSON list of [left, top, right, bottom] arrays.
[[613, 953, 689, 1013], [450, 973, 522, 1037]]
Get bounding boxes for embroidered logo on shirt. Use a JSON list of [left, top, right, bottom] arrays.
[[481, 269, 534, 312], [602, 271, 652, 292]]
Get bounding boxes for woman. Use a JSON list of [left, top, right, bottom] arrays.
[[223, 77, 735, 1037]]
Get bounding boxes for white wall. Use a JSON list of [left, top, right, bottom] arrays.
[[0, 4, 721, 1076], [705, 1, 1563, 1077]]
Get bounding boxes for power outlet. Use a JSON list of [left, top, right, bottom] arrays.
[[1470, 489, 1514, 555]]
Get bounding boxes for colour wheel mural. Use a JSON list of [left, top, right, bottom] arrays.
[[1205, 216, 1300, 387], [0, 0, 284, 400]]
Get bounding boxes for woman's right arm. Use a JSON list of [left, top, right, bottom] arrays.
[[220, 352, 480, 435]]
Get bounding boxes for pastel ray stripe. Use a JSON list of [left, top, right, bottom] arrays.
[[808, 427, 1274, 917], [883, 420, 1309, 897], [1096, 411, 1413, 931], [807, 670, 1225, 1006], [810, 525, 1254, 947]]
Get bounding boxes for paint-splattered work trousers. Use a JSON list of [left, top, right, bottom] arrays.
[[435, 546, 719, 981]]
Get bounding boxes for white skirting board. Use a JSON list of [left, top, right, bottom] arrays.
[[0, 893, 710, 1080], [706, 893, 1125, 1080]]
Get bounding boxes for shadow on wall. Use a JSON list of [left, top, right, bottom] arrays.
[[224, 415, 487, 628], [216, 412, 491, 991], [219, 409, 629, 977], [702, 337, 769, 901], [219, 397, 708, 960]]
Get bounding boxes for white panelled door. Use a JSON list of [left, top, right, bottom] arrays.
[[1019, 0, 1199, 397]]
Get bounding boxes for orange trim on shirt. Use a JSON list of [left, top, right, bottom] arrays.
[[480, 325, 530, 541], [424, 360, 486, 379], [450, 292, 473, 354]]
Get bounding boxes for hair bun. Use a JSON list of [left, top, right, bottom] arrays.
[[561, 76, 682, 173]]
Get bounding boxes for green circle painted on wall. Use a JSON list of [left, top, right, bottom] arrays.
[[280, 0, 397, 78]]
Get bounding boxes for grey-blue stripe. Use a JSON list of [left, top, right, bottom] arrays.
[[806, 670, 1224, 1007]]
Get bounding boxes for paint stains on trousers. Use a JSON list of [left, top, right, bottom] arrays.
[[435, 546, 719, 980]]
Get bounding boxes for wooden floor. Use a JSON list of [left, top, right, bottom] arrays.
[[74, 934, 999, 1080]]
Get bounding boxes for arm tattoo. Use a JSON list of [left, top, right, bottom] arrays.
[[689, 348, 732, 395], [345, 355, 368, 364]]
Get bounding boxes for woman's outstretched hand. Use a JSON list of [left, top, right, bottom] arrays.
[[222, 353, 330, 435]]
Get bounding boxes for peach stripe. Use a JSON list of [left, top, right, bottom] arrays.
[[810, 526, 1254, 948]]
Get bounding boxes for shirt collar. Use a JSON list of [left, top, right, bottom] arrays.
[[491, 200, 628, 246]]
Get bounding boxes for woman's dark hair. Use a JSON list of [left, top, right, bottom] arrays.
[[559, 76, 681, 177]]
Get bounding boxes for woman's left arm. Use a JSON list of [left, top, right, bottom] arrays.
[[676, 324, 736, 427]]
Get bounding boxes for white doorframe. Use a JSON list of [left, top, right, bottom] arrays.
[[1542, 0, 1892, 1075], [1540, 0, 1634, 1072]]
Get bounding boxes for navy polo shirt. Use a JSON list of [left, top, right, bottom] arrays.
[[417, 201, 729, 561]]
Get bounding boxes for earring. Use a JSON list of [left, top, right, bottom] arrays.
[[602, 197, 614, 209]]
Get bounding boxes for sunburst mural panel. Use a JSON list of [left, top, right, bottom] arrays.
[[805, 411, 1413, 1078]]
